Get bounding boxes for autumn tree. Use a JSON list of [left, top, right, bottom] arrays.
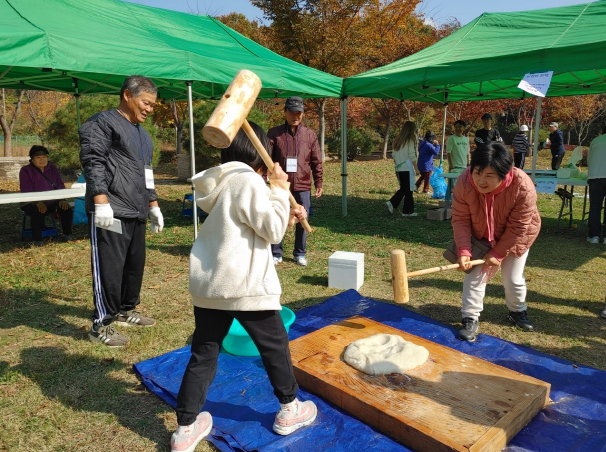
[[251, 0, 434, 160], [216, 12, 268, 45], [0, 89, 25, 157], [550, 95, 606, 145], [24, 90, 70, 144], [153, 100, 189, 154]]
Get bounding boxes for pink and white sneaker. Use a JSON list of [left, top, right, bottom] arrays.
[[171, 412, 212, 452], [272, 398, 317, 435]]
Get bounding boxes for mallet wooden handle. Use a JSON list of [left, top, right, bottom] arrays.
[[407, 259, 485, 278], [241, 120, 312, 233]]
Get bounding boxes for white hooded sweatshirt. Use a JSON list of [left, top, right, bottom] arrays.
[[189, 161, 290, 311]]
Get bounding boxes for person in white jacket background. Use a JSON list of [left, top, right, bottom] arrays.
[[170, 122, 316, 452], [386, 121, 420, 217]]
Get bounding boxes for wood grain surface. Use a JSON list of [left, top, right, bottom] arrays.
[[290, 316, 550, 452]]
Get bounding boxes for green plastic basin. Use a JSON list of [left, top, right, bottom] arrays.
[[222, 307, 296, 357]]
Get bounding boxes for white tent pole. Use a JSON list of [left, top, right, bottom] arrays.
[[72, 78, 81, 129], [341, 97, 348, 217], [531, 96, 542, 181], [186, 81, 198, 238], [441, 103, 448, 162]]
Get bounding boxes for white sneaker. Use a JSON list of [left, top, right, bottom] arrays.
[[601, 301, 606, 318], [385, 201, 394, 214], [295, 256, 308, 266], [273, 256, 283, 265], [587, 236, 600, 244], [171, 412, 212, 452], [273, 399, 317, 435], [401, 212, 418, 217]]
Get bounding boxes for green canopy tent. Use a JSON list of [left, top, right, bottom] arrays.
[[0, 0, 342, 232], [342, 1, 606, 215], [0, 0, 342, 99]]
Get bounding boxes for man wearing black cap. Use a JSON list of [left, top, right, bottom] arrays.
[[548, 122, 566, 170], [474, 113, 502, 146], [268, 96, 323, 267]]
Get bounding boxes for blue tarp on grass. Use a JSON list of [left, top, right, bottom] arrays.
[[133, 290, 606, 452]]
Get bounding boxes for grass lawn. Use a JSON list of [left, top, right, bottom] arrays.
[[1, 149, 605, 451]]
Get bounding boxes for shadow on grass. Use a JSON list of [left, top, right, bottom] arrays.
[[2, 347, 170, 450], [0, 288, 90, 340]]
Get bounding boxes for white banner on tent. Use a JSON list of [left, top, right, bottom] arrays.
[[518, 71, 554, 97]]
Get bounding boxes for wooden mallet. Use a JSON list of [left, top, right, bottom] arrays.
[[202, 69, 312, 233], [390, 249, 485, 303]]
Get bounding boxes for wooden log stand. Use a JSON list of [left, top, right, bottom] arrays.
[[290, 316, 550, 452]]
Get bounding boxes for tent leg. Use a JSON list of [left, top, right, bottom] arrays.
[[531, 97, 542, 181], [73, 78, 81, 129], [341, 98, 348, 217], [441, 103, 448, 162], [186, 81, 198, 238]]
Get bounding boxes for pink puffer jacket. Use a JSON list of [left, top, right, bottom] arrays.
[[451, 167, 541, 259]]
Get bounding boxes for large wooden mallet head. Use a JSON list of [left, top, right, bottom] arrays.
[[202, 70, 262, 149], [202, 70, 312, 233]]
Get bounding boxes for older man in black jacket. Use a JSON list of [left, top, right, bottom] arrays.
[[79, 75, 163, 347], [548, 122, 566, 170]]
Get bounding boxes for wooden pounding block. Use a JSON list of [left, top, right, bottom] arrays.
[[290, 316, 550, 452]]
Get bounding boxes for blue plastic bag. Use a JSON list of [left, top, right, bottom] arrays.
[[430, 162, 447, 199], [72, 172, 88, 225]]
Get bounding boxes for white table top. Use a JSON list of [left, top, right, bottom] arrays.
[[0, 187, 86, 205]]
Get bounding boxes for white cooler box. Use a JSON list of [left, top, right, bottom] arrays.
[[328, 251, 364, 291]]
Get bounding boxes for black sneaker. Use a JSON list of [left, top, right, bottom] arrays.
[[459, 317, 479, 341], [88, 324, 129, 347], [508, 310, 534, 331], [115, 310, 156, 327]]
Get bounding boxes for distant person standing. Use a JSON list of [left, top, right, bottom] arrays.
[[512, 125, 530, 169], [415, 131, 441, 194], [474, 113, 502, 146], [586, 126, 606, 245], [386, 121, 419, 217], [548, 122, 566, 170], [79, 75, 164, 347], [447, 120, 470, 172], [269, 96, 323, 267]]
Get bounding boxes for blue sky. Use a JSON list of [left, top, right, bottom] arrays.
[[124, 0, 593, 26]]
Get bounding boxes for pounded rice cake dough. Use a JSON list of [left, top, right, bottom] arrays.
[[343, 333, 429, 375]]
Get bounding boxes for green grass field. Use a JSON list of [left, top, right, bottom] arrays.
[[1, 149, 604, 451]]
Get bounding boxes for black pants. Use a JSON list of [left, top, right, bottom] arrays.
[[588, 178, 606, 238], [272, 190, 310, 259], [389, 171, 414, 214], [514, 152, 526, 169], [551, 151, 565, 170], [175, 307, 299, 426], [21, 202, 73, 241], [89, 214, 146, 325]]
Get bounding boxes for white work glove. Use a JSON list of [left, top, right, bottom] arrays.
[[94, 203, 114, 228], [148, 206, 164, 233]]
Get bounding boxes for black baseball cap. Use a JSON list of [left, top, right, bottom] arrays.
[[29, 145, 49, 158], [285, 96, 304, 112], [481, 113, 493, 120]]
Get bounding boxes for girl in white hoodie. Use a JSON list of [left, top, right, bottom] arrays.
[[171, 122, 316, 452]]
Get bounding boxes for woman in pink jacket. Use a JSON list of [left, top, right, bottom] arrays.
[[452, 142, 541, 342]]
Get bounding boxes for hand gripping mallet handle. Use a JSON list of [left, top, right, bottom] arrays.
[[390, 249, 484, 303], [202, 69, 312, 233]]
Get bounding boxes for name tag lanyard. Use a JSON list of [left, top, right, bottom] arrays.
[[286, 131, 299, 173], [129, 123, 155, 189], [129, 123, 152, 166]]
